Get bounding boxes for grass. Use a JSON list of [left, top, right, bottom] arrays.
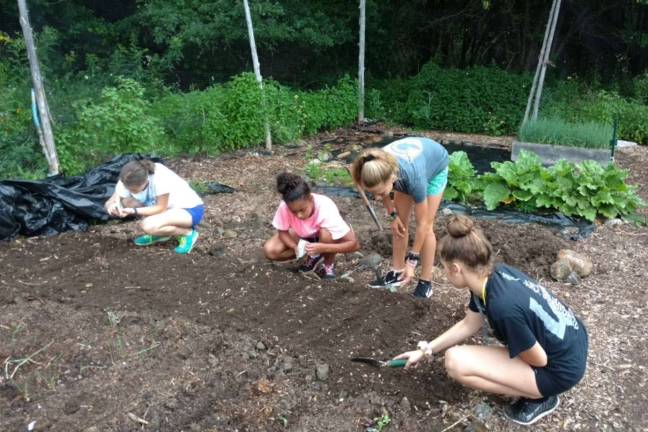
[[304, 161, 353, 186], [518, 117, 614, 149]]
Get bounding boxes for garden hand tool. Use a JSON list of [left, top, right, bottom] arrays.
[[357, 187, 382, 231], [350, 357, 407, 368]]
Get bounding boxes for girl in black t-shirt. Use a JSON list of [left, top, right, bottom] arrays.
[[394, 215, 588, 426]]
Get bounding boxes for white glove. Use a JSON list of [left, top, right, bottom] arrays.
[[295, 239, 308, 259]]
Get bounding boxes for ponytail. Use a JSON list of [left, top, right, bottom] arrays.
[[351, 149, 398, 189]]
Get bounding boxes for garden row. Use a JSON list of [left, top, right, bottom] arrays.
[[445, 150, 644, 222]]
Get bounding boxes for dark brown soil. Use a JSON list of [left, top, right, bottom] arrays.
[[1, 129, 647, 432]]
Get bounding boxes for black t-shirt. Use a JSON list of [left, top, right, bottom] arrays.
[[469, 263, 587, 374]]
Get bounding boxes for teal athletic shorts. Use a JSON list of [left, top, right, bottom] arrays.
[[426, 167, 449, 196]]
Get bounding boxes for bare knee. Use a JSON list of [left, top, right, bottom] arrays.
[[318, 228, 333, 243], [263, 239, 283, 260], [140, 217, 159, 234], [444, 346, 471, 381]]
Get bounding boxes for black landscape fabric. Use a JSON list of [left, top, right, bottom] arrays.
[[0, 154, 152, 241]]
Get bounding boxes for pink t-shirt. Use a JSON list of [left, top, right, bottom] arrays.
[[272, 193, 351, 240]]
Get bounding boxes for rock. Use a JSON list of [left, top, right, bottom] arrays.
[[472, 401, 493, 421], [282, 357, 294, 373], [383, 130, 394, 139], [441, 207, 454, 216], [351, 144, 363, 153], [222, 229, 238, 239], [317, 151, 333, 162], [557, 249, 593, 277], [464, 420, 489, 432], [605, 218, 624, 227], [256, 341, 267, 351], [84, 427, 99, 432], [400, 396, 411, 412], [616, 139, 638, 148], [566, 271, 581, 286], [340, 275, 355, 283], [315, 363, 329, 381], [337, 151, 351, 160], [550, 258, 573, 281]]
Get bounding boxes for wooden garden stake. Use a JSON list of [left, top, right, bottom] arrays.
[[243, 0, 272, 151], [358, 0, 366, 123], [17, 0, 59, 175]]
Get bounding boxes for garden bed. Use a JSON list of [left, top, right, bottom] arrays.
[[1, 128, 647, 431]]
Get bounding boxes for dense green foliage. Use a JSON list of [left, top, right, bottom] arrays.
[[445, 151, 645, 221], [518, 118, 613, 149], [376, 64, 531, 136]]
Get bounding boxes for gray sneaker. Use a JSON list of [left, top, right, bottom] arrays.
[[369, 270, 402, 289], [504, 395, 560, 426]]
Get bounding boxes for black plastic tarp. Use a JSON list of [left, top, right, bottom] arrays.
[[0, 154, 153, 241], [312, 184, 595, 240]]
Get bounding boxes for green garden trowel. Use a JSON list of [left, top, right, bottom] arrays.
[[350, 357, 407, 369]]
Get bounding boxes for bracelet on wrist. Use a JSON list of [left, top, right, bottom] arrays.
[[406, 251, 420, 267]]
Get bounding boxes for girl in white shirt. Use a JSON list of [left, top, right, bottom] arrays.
[[104, 160, 204, 254]]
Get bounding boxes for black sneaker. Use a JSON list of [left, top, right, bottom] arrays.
[[316, 263, 336, 280], [369, 270, 403, 288], [504, 395, 560, 426], [299, 255, 323, 273], [413, 279, 433, 299]]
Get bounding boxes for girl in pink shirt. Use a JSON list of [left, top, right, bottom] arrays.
[[264, 173, 359, 279]]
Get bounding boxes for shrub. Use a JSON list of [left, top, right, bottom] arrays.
[[518, 117, 613, 149], [57, 77, 165, 174], [375, 63, 531, 136]]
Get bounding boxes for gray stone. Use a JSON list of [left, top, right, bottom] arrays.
[[222, 229, 238, 239], [566, 271, 581, 286], [316, 363, 329, 381], [337, 151, 351, 160], [464, 420, 489, 432], [605, 218, 624, 227], [616, 140, 638, 148], [317, 151, 333, 162], [400, 396, 411, 412], [472, 401, 493, 421], [256, 341, 267, 351], [441, 207, 454, 216], [282, 357, 294, 373]]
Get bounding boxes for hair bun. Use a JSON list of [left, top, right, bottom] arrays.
[[276, 172, 301, 195], [446, 215, 474, 238]]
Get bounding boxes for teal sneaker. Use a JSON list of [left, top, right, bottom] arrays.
[[175, 230, 199, 254], [134, 235, 171, 246]]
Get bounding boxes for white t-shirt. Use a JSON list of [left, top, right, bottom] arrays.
[[115, 163, 203, 209]]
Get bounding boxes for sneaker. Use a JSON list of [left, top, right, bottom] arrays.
[[317, 263, 336, 280], [299, 254, 323, 273], [134, 235, 171, 246], [504, 395, 560, 426], [413, 279, 433, 299], [369, 270, 403, 289], [174, 230, 199, 254]]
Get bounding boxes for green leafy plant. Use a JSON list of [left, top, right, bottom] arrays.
[[445, 151, 478, 203], [475, 151, 644, 221], [304, 161, 353, 186], [519, 117, 613, 149]]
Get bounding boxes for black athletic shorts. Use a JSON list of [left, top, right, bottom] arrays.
[[533, 327, 589, 397]]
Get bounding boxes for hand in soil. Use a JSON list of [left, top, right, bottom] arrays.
[[400, 265, 415, 286], [393, 349, 425, 369], [391, 217, 406, 238]]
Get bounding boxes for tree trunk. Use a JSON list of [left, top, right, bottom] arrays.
[[17, 0, 59, 175], [358, 0, 366, 123], [243, 0, 272, 151]]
